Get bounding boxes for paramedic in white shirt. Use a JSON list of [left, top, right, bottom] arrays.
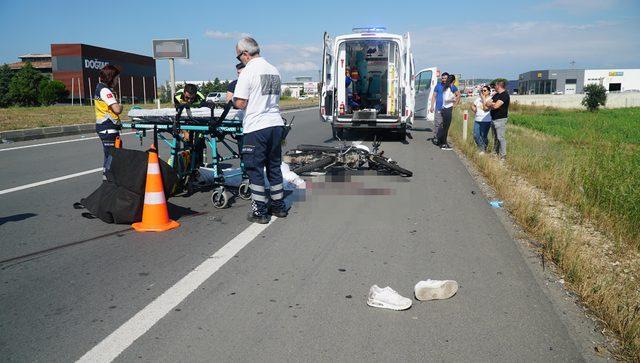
[[470, 85, 492, 153], [233, 37, 287, 224]]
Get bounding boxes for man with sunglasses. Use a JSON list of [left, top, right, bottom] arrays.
[[233, 37, 287, 224], [174, 83, 206, 108]]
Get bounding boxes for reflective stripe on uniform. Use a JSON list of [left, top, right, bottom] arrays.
[[98, 129, 119, 134], [250, 184, 266, 192], [270, 183, 284, 192], [271, 191, 284, 200], [144, 192, 166, 205], [251, 193, 268, 202]]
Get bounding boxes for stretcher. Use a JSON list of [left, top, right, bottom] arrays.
[[122, 103, 250, 208]]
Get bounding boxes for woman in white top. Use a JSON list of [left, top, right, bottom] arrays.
[[435, 74, 459, 150], [470, 85, 492, 153]]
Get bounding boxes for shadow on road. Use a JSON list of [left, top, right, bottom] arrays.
[[0, 213, 37, 226]]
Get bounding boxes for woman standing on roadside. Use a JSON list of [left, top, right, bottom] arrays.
[[436, 74, 459, 150], [471, 85, 492, 153], [94, 65, 123, 177]]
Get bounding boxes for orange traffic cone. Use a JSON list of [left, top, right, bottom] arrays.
[[132, 147, 180, 232]]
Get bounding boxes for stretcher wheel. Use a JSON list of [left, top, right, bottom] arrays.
[[238, 182, 252, 200], [211, 189, 231, 209]]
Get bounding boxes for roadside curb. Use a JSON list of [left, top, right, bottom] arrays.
[[1, 124, 96, 143], [0, 105, 316, 143]]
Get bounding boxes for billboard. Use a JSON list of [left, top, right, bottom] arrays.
[[152, 39, 189, 59]]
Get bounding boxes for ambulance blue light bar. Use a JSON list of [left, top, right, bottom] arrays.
[[352, 26, 387, 34]]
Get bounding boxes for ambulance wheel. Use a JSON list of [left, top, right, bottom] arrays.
[[211, 189, 230, 209], [238, 182, 252, 200]]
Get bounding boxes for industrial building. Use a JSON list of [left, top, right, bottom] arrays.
[[51, 44, 157, 103], [518, 68, 640, 94], [8, 54, 53, 76]]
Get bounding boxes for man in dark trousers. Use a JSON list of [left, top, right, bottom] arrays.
[[486, 79, 510, 161], [233, 37, 287, 224]]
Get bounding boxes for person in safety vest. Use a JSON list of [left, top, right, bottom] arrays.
[[173, 83, 207, 170], [174, 83, 206, 108], [94, 65, 123, 178]]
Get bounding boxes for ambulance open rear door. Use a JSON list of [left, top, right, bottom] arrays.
[[414, 67, 437, 121], [320, 32, 334, 122]]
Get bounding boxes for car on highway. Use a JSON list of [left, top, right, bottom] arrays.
[[206, 92, 225, 103], [319, 27, 416, 140]]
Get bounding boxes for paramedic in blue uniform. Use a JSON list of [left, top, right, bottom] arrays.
[[233, 37, 287, 224], [94, 65, 123, 177]]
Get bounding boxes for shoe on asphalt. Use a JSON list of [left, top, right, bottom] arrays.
[[247, 212, 270, 224], [269, 207, 288, 218], [441, 143, 453, 150], [414, 279, 458, 301], [367, 285, 412, 310]]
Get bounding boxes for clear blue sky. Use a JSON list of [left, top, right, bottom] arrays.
[[1, 0, 639, 83]]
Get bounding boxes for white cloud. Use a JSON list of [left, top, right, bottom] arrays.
[[262, 43, 322, 58], [204, 30, 251, 40], [410, 18, 640, 78], [279, 61, 319, 72], [177, 59, 194, 65], [535, 0, 618, 13]]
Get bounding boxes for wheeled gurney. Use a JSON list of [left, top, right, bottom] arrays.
[[122, 103, 250, 208]]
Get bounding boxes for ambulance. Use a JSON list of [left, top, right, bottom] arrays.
[[319, 27, 416, 140]]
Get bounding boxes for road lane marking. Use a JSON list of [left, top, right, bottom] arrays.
[[0, 168, 103, 195], [0, 132, 136, 152], [76, 218, 277, 363]]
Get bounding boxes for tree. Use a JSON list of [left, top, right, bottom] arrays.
[[0, 64, 13, 108], [582, 83, 607, 112], [201, 81, 215, 95], [7, 62, 44, 106], [158, 81, 172, 103], [39, 79, 68, 105], [282, 88, 292, 98]]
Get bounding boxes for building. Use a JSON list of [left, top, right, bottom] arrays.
[[584, 69, 640, 92], [51, 44, 157, 103], [7, 54, 53, 76], [518, 68, 640, 94], [518, 69, 585, 95]]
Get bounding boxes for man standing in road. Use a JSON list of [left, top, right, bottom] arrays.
[[233, 37, 287, 224], [429, 72, 460, 145], [486, 79, 510, 161]]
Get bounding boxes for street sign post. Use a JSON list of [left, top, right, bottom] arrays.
[[152, 39, 190, 101]]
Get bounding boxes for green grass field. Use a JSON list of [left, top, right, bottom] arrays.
[[507, 105, 640, 248], [0, 97, 318, 132], [450, 105, 640, 358]]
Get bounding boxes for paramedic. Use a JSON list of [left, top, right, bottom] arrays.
[[174, 83, 206, 108], [233, 37, 287, 224], [94, 65, 123, 177]]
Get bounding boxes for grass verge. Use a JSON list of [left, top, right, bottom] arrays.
[[0, 97, 318, 132], [448, 104, 640, 360]]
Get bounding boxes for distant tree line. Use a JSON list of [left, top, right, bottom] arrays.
[[0, 62, 69, 108]]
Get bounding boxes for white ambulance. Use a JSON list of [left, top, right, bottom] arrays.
[[319, 27, 416, 140]]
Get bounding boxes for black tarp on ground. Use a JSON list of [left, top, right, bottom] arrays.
[[80, 148, 178, 224]]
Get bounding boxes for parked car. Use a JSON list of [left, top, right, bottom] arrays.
[[553, 90, 564, 95], [206, 92, 225, 103]]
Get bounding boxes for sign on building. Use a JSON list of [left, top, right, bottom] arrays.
[[152, 39, 189, 59]]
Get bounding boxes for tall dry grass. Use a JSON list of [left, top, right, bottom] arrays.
[[448, 104, 640, 359]]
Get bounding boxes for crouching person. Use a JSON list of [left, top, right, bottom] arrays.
[[233, 37, 287, 224]]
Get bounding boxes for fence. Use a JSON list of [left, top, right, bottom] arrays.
[[69, 76, 158, 106]]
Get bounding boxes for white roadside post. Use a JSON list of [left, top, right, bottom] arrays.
[[71, 78, 74, 106], [462, 110, 468, 141]]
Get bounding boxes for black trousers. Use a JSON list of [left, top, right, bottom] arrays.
[[436, 107, 453, 145]]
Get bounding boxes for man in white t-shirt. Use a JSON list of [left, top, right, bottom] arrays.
[[233, 37, 286, 224]]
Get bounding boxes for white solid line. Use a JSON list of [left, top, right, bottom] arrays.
[[0, 132, 136, 152], [76, 218, 277, 363], [0, 168, 103, 195]]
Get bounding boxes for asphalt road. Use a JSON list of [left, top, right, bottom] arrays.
[[0, 108, 605, 362]]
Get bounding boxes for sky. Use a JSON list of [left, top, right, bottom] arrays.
[[1, 0, 639, 83]]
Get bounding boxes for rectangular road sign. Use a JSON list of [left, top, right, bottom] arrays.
[[152, 39, 189, 59]]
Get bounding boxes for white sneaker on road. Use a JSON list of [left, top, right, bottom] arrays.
[[414, 279, 458, 301], [367, 285, 412, 310]]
